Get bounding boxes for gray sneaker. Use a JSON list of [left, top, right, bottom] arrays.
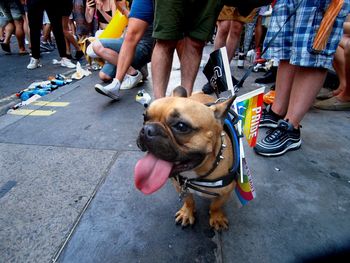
[[95, 80, 121, 100]]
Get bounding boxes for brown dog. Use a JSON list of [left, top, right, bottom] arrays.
[[135, 86, 237, 230]]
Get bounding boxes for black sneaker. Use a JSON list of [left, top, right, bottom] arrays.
[[202, 76, 240, 94], [255, 66, 277, 84], [254, 120, 301, 157], [259, 105, 282, 128]]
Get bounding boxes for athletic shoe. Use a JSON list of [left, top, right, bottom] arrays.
[[120, 71, 142, 90], [259, 104, 282, 128], [40, 41, 54, 52], [60, 57, 76, 68], [140, 65, 149, 80], [27, 57, 42, 69], [202, 76, 239, 94], [255, 66, 277, 84], [254, 119, 301, 157], [95, 79, 121, 100]]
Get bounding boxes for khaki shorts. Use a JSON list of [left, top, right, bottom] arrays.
[[218, 6, 258, 24]]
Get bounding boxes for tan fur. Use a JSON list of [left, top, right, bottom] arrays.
[[142, 88, 236, 230]]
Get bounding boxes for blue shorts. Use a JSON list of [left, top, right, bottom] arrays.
[[263, 0, 350, 69], [129, 0, 154, 24], [0, 0, 24, 27], [100, 38, 151, 79]]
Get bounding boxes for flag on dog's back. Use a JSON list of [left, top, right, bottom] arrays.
[[234, 87, 265, 147], [235, 158, 256, 206]]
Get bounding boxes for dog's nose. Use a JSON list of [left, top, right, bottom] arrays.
[[142, 124, 157, 138]]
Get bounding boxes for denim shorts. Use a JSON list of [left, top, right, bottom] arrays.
[[263, 0, 350, 69], [100, 38, 151, 79], [0, 0, 24, 26]]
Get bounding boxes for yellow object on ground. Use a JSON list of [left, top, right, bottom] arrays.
[[99, 10, 128, 39]]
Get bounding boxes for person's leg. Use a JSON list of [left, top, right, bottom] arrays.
[[115, 17, 149, 81], [151, 39, 178, 99], [45, 5, 67, 58], [13, 18, 26, 52], [270, 60, 296, 117], [226, 20, 243, 61], [3, 22, 14, 44], [179, 36, 205, 94], [338, 37, 350, 100], [286, 67, 327, 127], [62, 16, 81, 51], [27, 0, 43, 59], [331, 46, 346, 96], [214, 20, 230, 50]]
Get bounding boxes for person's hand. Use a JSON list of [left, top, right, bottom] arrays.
[[87, 0, 96, 8], [96, 0, 103, 11]]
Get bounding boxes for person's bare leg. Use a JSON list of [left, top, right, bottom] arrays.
[[332, 46, 346, 96], [337, 37, 350, 100], [92, 39, 136, 74], [151, 39, 178, 98], [62, 16, 81, 51], [214, 20, 230, 50], [226, 20, 243, 61], [180, 36, 205, 95], [3, 22, 14, 44], [13, 19, 26, 52], [115, 18, 149, 81], [285, 66, 327, 128], [271, 60, 296, 117]]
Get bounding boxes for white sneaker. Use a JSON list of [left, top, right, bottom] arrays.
[[60, 57, 76, 68], [94, 79, 121, 100], [27, 57, 42, 69], [120, 70, 142, 90]]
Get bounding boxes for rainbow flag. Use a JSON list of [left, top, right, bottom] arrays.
[[235, 158, 256, 206], [234, 87, 265, 147]]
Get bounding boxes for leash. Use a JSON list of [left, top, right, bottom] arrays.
[[231, 0, 303, 94]]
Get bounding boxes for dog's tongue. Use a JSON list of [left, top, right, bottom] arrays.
[[134, 153, 173, 195]]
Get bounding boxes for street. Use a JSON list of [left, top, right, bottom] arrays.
[[0, 43, 349, 263]]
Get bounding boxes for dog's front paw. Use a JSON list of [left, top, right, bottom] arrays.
[[209, 210, 229, 231], [175, 206, 195, 227]]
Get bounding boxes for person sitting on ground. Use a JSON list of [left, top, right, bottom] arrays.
[[314, 17, 350, 111], [93, 0, 154, 100], [0, 0, 27, 55]]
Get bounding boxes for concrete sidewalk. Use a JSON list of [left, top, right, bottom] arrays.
[[0, 46, 349, 263]]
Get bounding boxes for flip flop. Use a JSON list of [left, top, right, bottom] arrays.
[[1, 43, 11, 53], [19, 51, 29, 56]]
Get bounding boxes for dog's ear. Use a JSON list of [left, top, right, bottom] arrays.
[[171, 86, 187, 97], [209, 96, 236, 124]]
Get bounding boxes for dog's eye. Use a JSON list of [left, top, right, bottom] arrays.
[[173, 122, 190, 133]]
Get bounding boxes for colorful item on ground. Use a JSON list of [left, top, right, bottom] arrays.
[[99, 10, 128, 39], [263, 90, 275, 105], [235, 158, 256, 206], [234, 87, 265, 147]]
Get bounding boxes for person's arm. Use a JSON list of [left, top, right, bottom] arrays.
[[116, 0, 130, 17], [85, 0, 96, 23], [96, 0, 115, 24]]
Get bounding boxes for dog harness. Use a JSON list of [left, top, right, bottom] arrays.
[[173, 108, 241, 199]]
